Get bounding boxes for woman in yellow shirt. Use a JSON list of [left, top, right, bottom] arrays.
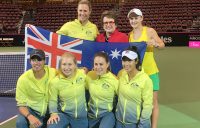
[[57, 0, 98, 41], [86, 52, 118, 128], [116, 46, 153, 128], [127, 8, 165, 128], [47, 53, 88, 128]]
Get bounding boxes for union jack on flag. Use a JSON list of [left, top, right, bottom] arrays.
[[25, 24, 84, 70], [25, 24, 147, 75]]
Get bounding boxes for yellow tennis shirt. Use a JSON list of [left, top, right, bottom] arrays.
[[129, 26, 159, 75], [57, 19, 99, 41]]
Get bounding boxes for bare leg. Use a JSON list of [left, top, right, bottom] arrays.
[[151, 91, 159, 128]]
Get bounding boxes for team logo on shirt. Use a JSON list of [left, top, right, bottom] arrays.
[[102, 83, 110, 89], [76, 77, 83, 84], [130, 82, 139, 88], [86, 30, 93, 36]]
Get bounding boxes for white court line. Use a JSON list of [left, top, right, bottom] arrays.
[[0, 52, 24, 55], [3, 88, 16, 93], [0, 115, 17, 126]]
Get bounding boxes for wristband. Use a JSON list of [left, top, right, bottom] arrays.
[[26, 113, 31, 118]]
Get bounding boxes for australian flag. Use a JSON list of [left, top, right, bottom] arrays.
[[25, 24, 147, 75]]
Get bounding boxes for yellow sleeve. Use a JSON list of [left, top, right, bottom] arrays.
[[86, 71, 98, 90], [110, 73, 119, 95], [114, 78, 119, 95], [85, 75, 90, 90], [56, 22, 69, 35], [48, 79, 59, 114], [139, 77, 153, 126], [16, 76, 28, 106], [117, 69, 125, 78]]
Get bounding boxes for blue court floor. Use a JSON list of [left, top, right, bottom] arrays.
[[0, 97, 18, 124]]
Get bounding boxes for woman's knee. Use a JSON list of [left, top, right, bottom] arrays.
[[16, 114, 29, 128]]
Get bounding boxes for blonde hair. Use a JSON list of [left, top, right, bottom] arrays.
[[59, 52, 77, 69]]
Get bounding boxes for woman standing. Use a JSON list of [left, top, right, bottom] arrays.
[[127, 8, 165, 128], [96, 10, 128, 42], [116, 46, 153, 128], [57, 0, 98, 41]]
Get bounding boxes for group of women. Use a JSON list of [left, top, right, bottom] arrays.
[[47, 0, 165, 127], [16, 0, 165, 128], [46, 45, 153, 128]]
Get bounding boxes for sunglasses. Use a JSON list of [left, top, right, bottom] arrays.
[[103, 21, 115, 25]]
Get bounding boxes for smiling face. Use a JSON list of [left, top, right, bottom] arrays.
[[30, 58, 45, 72], [122, 59, 137, 73], [60, 56, 77, 78], [103, 17, 117, 34], [93, 56, 109, 76], [77, 4, 91, 25], [129, 16, 143, 29]]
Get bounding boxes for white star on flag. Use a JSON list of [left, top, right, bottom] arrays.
[[110, 48, 121, 59]]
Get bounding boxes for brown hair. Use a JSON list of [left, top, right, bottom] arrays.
[[94, 51, 111, 71], [122, 46, 141, 71], [101, 10, 118, 26], [78, 0, 92, 11]]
